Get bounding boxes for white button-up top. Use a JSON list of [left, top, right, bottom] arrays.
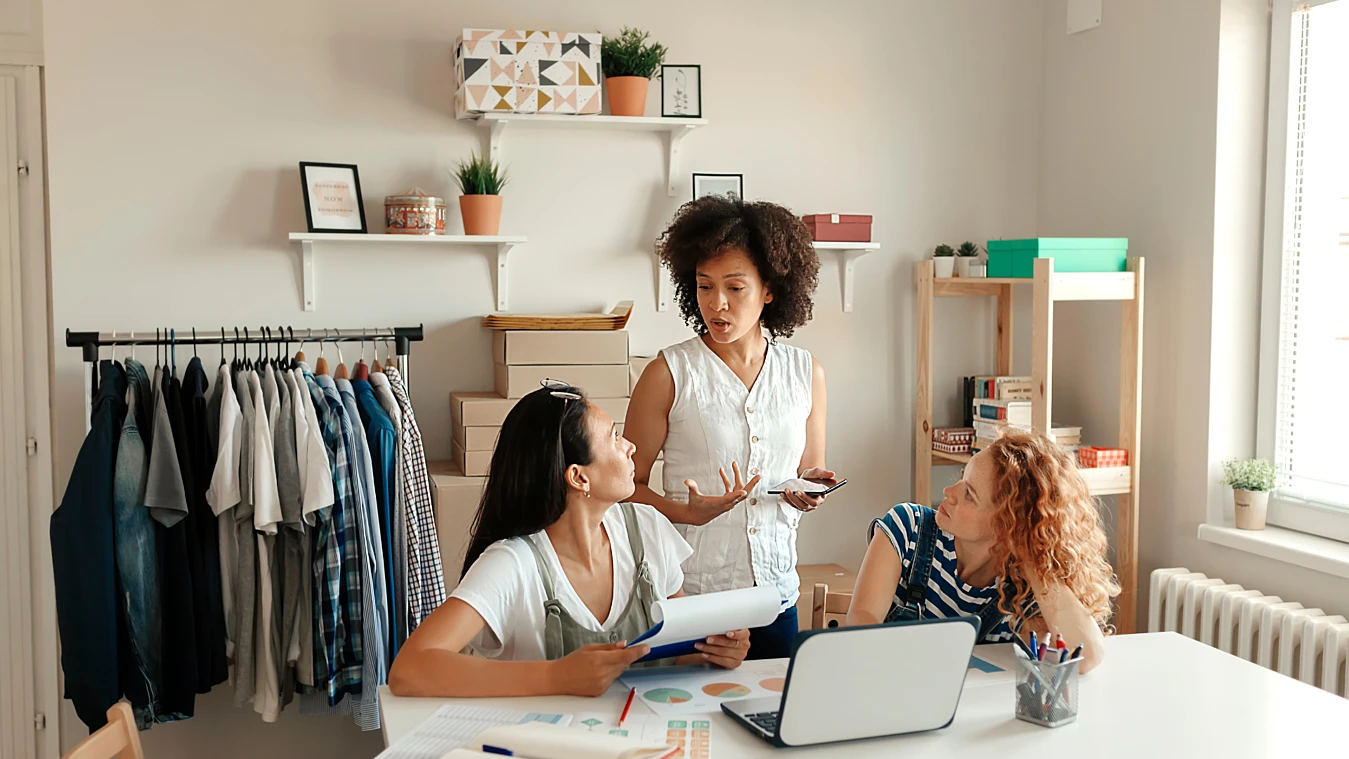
[[659, 335, 814, 604]]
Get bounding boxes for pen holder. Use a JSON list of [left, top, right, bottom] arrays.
[[1013, 652, 1081, 728]]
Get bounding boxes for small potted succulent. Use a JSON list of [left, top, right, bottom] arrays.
[[1221, 458, 1276, 530], [933, 244, 956, 277], [956, 241, 981, 277], [601, 27, 668, 117], [454, 152, 508, 235]]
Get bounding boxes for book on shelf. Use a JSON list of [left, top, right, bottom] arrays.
[[973, 398, 1032, 425], [973, 375, 1033, 400]]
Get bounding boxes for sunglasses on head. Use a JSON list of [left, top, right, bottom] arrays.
[[540, 378, 582, 401]]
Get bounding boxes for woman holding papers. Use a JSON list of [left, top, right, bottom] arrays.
[[389, 383, 749, 698], [847, 431, 1119, 673], [626, 196, 833, 659]]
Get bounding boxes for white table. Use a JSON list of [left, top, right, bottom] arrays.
[[379, 633, 1349, 757]]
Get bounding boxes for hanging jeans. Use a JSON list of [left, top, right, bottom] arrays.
[[113, 381, 163, 728]]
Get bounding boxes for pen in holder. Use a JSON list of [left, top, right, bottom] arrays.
[[1013, 649, 1081, 728]]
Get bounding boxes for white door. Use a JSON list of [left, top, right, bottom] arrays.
[[0, 65, 56, 759]]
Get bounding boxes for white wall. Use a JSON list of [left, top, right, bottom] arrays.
[[1036, 0, 1349, 629], [41, 0, 1044, 754]]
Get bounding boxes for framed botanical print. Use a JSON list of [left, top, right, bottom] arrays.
[[661, 64, 702, 118], [299, 162, 367, 233]]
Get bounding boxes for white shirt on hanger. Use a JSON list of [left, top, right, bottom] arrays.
[[449, 502, 692, 662], [206, 364, 243, 657], [249, 369, 281, 722]]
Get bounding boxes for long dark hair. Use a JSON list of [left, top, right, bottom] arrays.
[[460, 384, 594, 578]]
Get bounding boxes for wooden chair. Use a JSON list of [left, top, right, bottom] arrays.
[[811, 582, 853, 630], [62, 702, 144, 759]]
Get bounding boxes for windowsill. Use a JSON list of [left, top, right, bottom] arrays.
[[1197, 523, 1349, 580]]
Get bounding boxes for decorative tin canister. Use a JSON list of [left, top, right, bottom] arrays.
[[384, 187, 446, 235]]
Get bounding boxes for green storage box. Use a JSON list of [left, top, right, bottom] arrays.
[[986, 238, 1129, 278]]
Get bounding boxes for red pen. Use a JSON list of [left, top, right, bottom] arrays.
[[619, 687, 636, 727], [1036, 642, 1047, 661]]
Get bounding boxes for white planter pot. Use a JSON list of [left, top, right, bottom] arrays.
[[955, 257, 973, 277], [1233, 488, 1269, 530], [934, 257, 955, 277], [967, 261, 987, 278]]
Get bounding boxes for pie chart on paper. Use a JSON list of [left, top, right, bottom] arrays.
[[759, 677, 786, 693], [702, 682, 752, 698], [643, 688, 693, 704]]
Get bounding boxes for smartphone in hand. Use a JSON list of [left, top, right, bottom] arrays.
[[766, 477, 847, 496]]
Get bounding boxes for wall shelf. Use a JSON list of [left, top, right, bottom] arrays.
[[815, 242, 881, 312], [915, 256, 1146, 631], [288, 233, 526, 312], [468, 113, 707, 197]]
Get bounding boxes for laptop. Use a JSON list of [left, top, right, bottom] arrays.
[[722, 616, 978, 748]]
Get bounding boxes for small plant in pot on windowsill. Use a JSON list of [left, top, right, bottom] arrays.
[[454, 152, 507, 236], [601, 27, 668, 117], [1221, 458, 1276, 530], [956, 241, 982, 277], [933, 244, 956, 277]]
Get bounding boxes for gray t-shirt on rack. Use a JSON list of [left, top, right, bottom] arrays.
[[232, 368, 257, 706], [144, 365, 189, 527]]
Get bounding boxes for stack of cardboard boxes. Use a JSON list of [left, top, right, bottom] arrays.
[[434, 330, 647, 588]]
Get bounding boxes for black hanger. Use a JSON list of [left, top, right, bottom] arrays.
[[169, 329, 177, 377], [243, 327, 252, 371], [220, 327, 227, 368], [192, 327, 198, 359], [232, 327, 240, 372]]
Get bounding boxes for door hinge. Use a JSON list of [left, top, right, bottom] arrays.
[[34, 712, 46, 730], [17, 159, 29, 176], [26, 437, 38, 456]]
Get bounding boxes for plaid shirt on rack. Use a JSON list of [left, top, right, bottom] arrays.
[[304, 370, 364, 704], [384, 367, 446, 629]]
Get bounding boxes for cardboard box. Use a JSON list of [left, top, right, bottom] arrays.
[[428, 460, 487, 591], [452, 391, 630, 427], [795, 563, 858, 631], [493, 330, 628, 366], [495, 363, 629, 399], [629, 355, 658, 394], [452, 440, 493, 477], [455, 29, 602, 118], [802, 214, 872, 243], [454, 422, 622, 452]]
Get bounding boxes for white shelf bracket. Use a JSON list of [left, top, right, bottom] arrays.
[[656, 253, 671, 312], [666, 126, 693, 197], [840, 249, 871, 313], [488, 119, 508, 164], [301, 240, 317, 311], [495, 241, 518, 311]]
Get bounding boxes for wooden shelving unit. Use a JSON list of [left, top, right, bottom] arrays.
[[915, 256, 1145, 633]]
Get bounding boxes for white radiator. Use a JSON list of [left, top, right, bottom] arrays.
[[1149, 568, 1349, 698]]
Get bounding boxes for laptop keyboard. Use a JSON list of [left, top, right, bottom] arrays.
[[744, 711, 780, 734]]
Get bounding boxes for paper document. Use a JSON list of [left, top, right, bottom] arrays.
[[375, 704, 570, 759], [632, 586, 783, 661], [575, 713, 718, 759], [473, 722, 676, 759], [619, 659, 789, 717]]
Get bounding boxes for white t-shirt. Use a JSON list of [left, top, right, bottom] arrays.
[[451, 502, 693, 662]]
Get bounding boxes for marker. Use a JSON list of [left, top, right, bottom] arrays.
[[482, 747, 513, 756], [1056, 636, 1069, 652], [1036, 642, 1047, 661], [1029, 632, 1038, 657], [1069, 644, 1083, 661], [1058, 647, 1069, 664], [619, 687, 636, 727]]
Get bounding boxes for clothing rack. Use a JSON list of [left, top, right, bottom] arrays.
[[67, 325, 425, 423]]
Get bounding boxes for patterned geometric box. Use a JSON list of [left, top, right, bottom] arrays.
[[455, 29, 603, 119], [1078, 446, 1128, 468]]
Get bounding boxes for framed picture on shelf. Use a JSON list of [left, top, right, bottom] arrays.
[[299, 162, 367, 233], [692, 172, 743, 201], [661, 64, 701, 118]]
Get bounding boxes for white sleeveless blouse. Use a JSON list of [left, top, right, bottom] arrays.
[[659, 335, 814, 604]]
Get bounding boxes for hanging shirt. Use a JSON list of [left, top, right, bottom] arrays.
[[252, 368, 282, 721], [659, 336, 814, 604], [353, 377, 400, 657], [51, 360, 125, 731], [292, 365, 333, 689], [231, 369, 258, 707], [309, 370, 364, 705], [272, 368, 304, 714], [157, 367, 200, 716], [384, 366, 445, 629], [368, 371, 409, 649], [206, 363, 243, 658], [182, 356, 228, 689]]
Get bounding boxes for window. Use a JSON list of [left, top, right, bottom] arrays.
[[1258, 0, 1349, 542]]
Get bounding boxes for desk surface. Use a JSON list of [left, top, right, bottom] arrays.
[[379, 632, 1348, 758]]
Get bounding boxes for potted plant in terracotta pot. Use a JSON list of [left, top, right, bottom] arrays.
[[601, 27, 667, 117], [454, 152, 507, 236], [955, 241, 980, 277], [1221, 458, 1276, 530], [933, 244, 956, 277]]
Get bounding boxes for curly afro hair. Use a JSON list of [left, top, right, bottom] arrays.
[[656, 196, 820, 339]]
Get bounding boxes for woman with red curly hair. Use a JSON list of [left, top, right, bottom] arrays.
[[626, 196, 834, 660], [846, 431, 1119, 672]]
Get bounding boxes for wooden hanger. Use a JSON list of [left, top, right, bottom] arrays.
[[352, 329, 370, 381], [334, 331, 348, 380], [315, 329, 329, 376]]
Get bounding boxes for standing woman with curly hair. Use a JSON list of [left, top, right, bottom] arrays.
[[626, 196, 834, 659], [846, 431, 1119, 672]]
